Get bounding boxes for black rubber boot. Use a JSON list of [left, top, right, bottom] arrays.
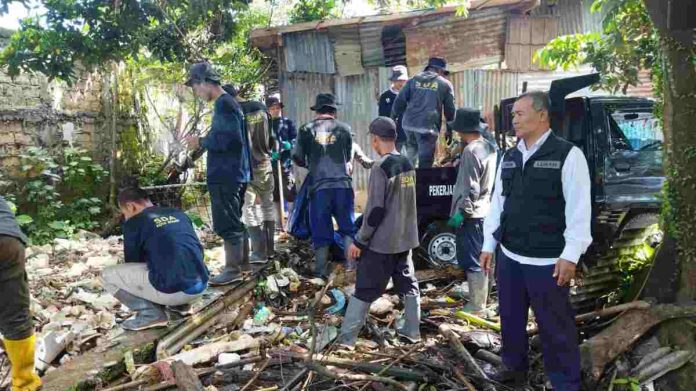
[[114, 290, 168, 330], [248, 225, 268, 264], [209, 240, 245, 286], [264, 221, 276, 258]]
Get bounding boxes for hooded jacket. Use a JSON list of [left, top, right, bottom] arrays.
[[392, 71, 456, 135]]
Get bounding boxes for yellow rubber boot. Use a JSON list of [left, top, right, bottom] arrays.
[[3, 334, 42, 391]]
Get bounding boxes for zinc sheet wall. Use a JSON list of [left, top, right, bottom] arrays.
[[329, 26, 365, 76], [531, 0, 604, 35], [279, 71, 335, 128], [283, 32, 336, 74], [450, 69, 520, 114], [359, 23, 386, 67]]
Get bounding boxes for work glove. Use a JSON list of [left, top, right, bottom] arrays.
[[281, 141, 292, 151], [447, 212, 464, 228]]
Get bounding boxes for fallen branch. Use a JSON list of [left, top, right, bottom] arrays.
[[304, 361, 409, 391], [357, 343, 423, 391], [527, 301, 652, 335], [239, 356, 272, 391], [439, 324, 496, 391], [474, 350, 502, 367], [452, 366, 478, 391], [164, 334, 259, 366], [300, 354, 427, 382]]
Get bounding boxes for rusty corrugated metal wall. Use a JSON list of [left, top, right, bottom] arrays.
[[283, 31, 336, 74], [451, 69, 520, 114], [359, 23, 386, 67], [531, 0, 604, 35], [404, 8, 508, 73], [279, 71, 335, 129]]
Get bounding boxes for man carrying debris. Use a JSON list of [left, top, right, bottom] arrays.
[[392, 57, 456, 168], [378, 65, 409, 151], [102, 188, 209, 330], [292, 93, 355, 278], [233, 88, 276, 264], [338, 117, 421, 347], [266, 95, 297, 227], [0, 196, 42, 391], [447, 108, 497, 313], [184, 62, 253, 285], [481, 91, 592, 390]]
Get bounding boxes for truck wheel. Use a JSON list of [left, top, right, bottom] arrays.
[[418, 221, 457, 268], [572, 213, 662, 311]]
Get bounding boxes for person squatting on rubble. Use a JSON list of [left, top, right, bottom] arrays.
[[0, 196, 42, 391], [392, 57, 456, 168], [184, 62, 253, 286], [337, 117, 421, 347], [266, 95, 297, 227], [446, 108, 497, 313], [292, 93, 355, 278], [235, 90, 276, 265], [481, 91, 592, 390], [378, 65, 409, 152], [101, 188, 209, 331]]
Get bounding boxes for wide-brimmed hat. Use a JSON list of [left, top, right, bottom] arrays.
[[369, 117, 397, 139], [310, 93, 340, 111], [265, 95, 283, 108], [448, 108, 485, 133], [389, 65, 409, 81], [424, 57, 450, 76], [184, 61, 221, 86]]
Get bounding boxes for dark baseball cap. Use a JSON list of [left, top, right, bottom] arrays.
[[185, 61, 221, 86], [369, 117, 397, 139]]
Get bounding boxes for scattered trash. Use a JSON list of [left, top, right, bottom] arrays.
[[325, 289, 346, 314], [253, 305, 273, 326]]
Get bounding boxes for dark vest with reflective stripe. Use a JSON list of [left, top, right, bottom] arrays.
[[494, 133, 573, 258]]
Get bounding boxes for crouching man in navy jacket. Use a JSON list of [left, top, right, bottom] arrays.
[[102, 188, 209, 331]]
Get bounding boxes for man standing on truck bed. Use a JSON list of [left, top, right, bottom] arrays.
[[292, 93, 355, 278], [447, 108, 497, 313], [480, 91, 592, 390], [378, 65, 408, 152], [184, 62, 253, 286], [392, 57, 456, 168]]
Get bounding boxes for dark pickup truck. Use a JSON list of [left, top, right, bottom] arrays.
[[414, 74, 664, 310]]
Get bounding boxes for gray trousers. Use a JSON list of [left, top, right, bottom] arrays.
[[243, 166, 275, 226], [102, 263, 202, 307]]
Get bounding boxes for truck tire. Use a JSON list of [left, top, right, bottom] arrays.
[[572, 213, 662, 311], [417, 221, 457, 268]]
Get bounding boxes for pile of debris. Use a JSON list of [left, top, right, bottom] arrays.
[[2, 235, 695, 391]]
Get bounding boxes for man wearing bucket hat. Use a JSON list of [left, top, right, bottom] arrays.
[[447, 108, 497, 313], [378, 65, 409, 151], [292, 93, 355, 278], [184, 61, 253, 286], [392, 57, 456, 168]]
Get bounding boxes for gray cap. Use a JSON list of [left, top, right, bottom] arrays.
[[369, 117, 397, 139], [185, 61, 221, 86]]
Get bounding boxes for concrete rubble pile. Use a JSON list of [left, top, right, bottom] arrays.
[[2, 235, 694, 391]]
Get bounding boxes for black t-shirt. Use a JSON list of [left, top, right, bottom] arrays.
[[378, 89, 406, 143]]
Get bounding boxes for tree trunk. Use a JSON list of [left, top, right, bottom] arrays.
[[643, 1, 696, 389]]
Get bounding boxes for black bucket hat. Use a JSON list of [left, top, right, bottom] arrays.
[[310, 93, 340, 111], [185, 61, 221, 86], [448, 108, 485, 133], [425, 57, 450, 76]]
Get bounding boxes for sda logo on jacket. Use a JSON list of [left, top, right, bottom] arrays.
[[153, 215, 180, 228]]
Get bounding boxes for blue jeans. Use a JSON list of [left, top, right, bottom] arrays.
[[405, 130, 438, 168], [497, 250, 581, 391], [456, 218, 484, 272], [309, 188, 355, 249]]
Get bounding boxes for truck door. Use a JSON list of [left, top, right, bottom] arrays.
[[600, 102, 664, 206]]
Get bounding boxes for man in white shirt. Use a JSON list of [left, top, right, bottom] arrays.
[[480, 91, 592, 390]]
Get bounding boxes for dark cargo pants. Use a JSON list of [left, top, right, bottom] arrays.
[[354, 248, 420, 303], [209, 182, 248, 244], [0, 235, 34, 340]]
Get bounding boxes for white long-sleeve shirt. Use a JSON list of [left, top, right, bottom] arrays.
[[482, 130, 592, 265]]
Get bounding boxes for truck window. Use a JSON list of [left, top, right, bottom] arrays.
[[607, 107, 663, 152]]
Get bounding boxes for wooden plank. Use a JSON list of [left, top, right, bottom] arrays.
[[505, 44, 520, 70], [507, 17, 522, 44], [518, 17, 532, 45], [544, 18, 559, 42]]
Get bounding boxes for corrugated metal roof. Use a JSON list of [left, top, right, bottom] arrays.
[[531, 0, 604, 35], [451, 69, 519, 114], [359, 23, 386, 67], [283, 31, 336, 74], [517, 68, 654, 98], [329, 26, 365, 76], [404, 8, 508, 72]]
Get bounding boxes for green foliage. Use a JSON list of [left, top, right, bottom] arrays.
[[289, 0, 339, 24], [15, 147, 108, 245], [535, 0, 660, 95], [0, 0, 259, 85], [612, 376, 640, 391]]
